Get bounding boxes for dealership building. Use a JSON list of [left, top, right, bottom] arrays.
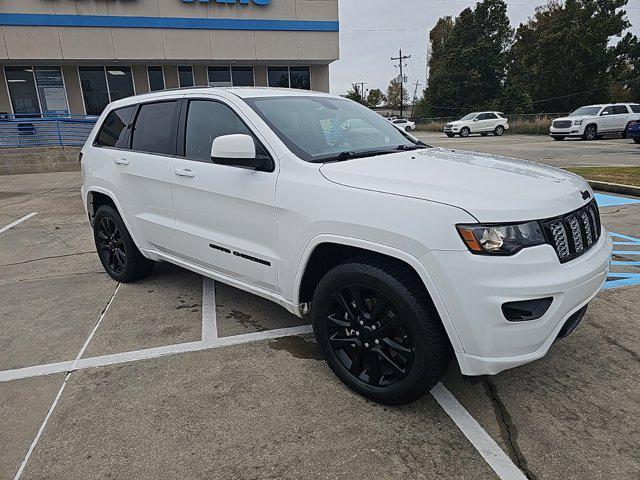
[[0, 0, 339, 116]]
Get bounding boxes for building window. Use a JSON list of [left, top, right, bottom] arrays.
[[267, 67, 310, 90], [106, 67, 135, 102], [147, 66, 165, 91], [4, 66, 70, 116], [178, 66, 194, 88], [231, 67, 254, 87], [267, 67, 290, 88], [207, 66, 254, 87], [78, 67, 110, 116], [290, 67, 311, 90], [207, 67, 232, 87], [78, 66, 134, 116]]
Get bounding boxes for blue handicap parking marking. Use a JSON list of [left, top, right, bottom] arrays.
[[594, 193, 640, 208], [604, 232, 640, 290]]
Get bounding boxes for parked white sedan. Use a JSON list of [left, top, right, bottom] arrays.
[[444, 112, 509, 138], [390, 118, 416, 132]]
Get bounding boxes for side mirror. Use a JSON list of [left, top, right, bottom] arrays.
[[473, 118, 479, 122], [601, 111, 610, 116], [211, 134, 267, 170]]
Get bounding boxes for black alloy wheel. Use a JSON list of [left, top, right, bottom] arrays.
[[97, 216, 126, 275], [324, 284, 414, 388]]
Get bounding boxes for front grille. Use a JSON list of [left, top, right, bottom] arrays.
[[444, 124, 453, 129], [553, 120, 572, 129], [541, 199, 601, 263]]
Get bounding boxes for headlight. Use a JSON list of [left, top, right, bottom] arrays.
[[456, 221, 545, 255], [574, 119, 583, 126]]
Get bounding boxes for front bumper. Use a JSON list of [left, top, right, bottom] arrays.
[[421, 229, 612, 375], [550, 124, 584, 137]]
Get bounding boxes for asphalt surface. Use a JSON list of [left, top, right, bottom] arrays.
[[1, 162, 639, 479], [415, 131, 640, 167]]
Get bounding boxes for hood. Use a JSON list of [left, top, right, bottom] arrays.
[[319, 147, 591, 223], [446, 120, 464, 126]]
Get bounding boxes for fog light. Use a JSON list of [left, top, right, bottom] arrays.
[[502, 297, 553, 322]]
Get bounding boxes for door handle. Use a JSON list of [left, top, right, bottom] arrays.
[[175, 168, 196, 178], [114, 158, 129, 166]]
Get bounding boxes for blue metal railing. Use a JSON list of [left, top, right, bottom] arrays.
[[0, 113, 98, 148]]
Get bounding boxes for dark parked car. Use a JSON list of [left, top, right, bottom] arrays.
[[627, 120, 640, 144]]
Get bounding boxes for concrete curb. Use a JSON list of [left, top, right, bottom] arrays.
[[588, 180, 640, 198]]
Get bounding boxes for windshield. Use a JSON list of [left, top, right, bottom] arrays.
[[460, 113, 478, 121], [569, 106, 601, 116], [243, 96, 425, 162]]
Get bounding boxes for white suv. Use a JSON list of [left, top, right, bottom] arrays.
[[444, 111, 509, 137], [549, 103, 640, 141], [81, 88, 612, 405]]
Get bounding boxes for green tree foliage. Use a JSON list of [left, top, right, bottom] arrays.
[[386, 79, 409, 110], [425, 0, 513, 116], [367, 88, 386, 107], [507, 0, 633, 112], [344, 83, 366, 104]]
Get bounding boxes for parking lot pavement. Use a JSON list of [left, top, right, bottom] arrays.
[[414, 131, 640, 167], [1, 170, 639, 479]]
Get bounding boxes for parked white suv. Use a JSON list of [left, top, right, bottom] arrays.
[[550, 103, 640, 141], [444, 111, 509, 137], [81, 88, 612, 405]]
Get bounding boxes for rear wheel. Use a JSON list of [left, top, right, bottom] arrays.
[[460, 127, 470, 138], [493, 125, 505, 136], [405, 126, 411, 132], [312, 258, 453, 405], [93, 205, 154, 283], [583, 124, 597, 141]]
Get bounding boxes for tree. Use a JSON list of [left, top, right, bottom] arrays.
[[425, 0, 513, 116], [386, 79, 409, 111], [344, 83, 366, 104], [506, 0, 633, 113], [367, 88, 385, 107]]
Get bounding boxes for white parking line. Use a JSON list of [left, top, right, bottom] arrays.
[[201, 277, 218, 341], [0, 212, 37, 235], [0, 325, 314, 383], [431, 383, 527, 480]]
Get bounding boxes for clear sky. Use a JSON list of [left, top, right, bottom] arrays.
[[329, 0, 640, 96]]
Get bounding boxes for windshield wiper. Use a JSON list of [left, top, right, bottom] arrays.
[[395, 144, 427, 151]]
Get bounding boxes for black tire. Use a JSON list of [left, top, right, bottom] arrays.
[[634, 138, 640, 144], [493, 125, 505, 136], [481, 133, 489, 136], [459, 127, 470, 138], [583, 124, 597, 141], [445, 133, 455, 138], [93, 205, 154, 283], [405, 126, 411, 132], [312, 257, 453, 406], [552, 136, 565, 141]]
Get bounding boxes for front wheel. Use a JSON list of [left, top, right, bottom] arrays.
[[93, 205, 154, 282], [583, 124, 597, 141], [459, 127, 470, 138], [493, 125, 505, 136], [312, 258, 453, 405]]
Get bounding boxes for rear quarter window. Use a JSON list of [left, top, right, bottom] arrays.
[[94, 106, 136, 149], [630, 105, 640, 113]]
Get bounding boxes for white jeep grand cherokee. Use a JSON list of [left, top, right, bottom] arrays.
[[81, 88, 612, 405]]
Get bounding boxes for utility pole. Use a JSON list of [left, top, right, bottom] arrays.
[[410, 79, 422, 117], [391, 49, 411, 117], [358, 81, 368, 103]]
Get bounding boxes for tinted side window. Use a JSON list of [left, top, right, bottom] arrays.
[[485, 113, 498, 119], [476, 113, 488, 120], [185, 100, 254, 161], [95, 106, 136, 148], [612, 105, 629, 115], [131, 101, 178, 155], [631, 105, 640, 113]]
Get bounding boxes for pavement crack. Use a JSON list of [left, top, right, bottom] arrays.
[[483, 379, 538, 480], [0, 251, 94, 267]]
